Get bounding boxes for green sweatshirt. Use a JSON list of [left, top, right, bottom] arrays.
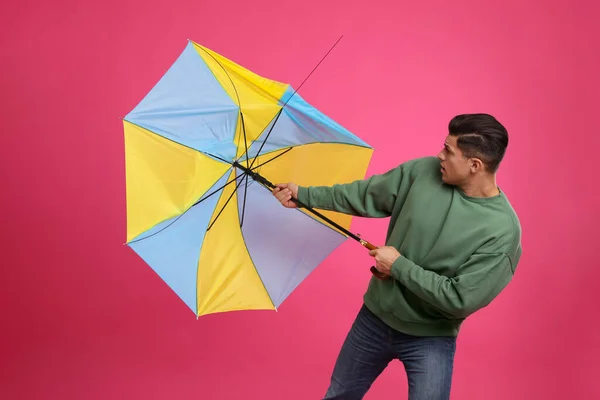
[[297, 156, 522, 337]]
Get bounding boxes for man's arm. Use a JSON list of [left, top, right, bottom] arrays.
[[296, 161, 417, 218], [390, 252, 515, 319]]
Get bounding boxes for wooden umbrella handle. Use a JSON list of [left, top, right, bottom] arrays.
[[360, 240, 391, 280]]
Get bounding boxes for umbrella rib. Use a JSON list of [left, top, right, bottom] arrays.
[[123, 119, 233, 167], [127, 171, 244, 245], [281, 35, 344, 109], [248, 147, 293, 171], [240, 112, 249, 170], [246, 109, 284, 170], [195, 43, 251, 171], [195, 45, 243, 108], [240, 173, 249, 228], [206, 172, 246, 232], [236, 35, 344, 168], [237, 145, 288, 229], [240, 113, 250, 228], [205, 152, 233, 165], [191, 170, 242, 207]]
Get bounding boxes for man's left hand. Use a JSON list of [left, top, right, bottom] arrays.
[[369, 246, 401, 276]]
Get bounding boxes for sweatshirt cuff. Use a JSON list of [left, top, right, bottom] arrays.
[[390, 254, 417, 282], [297, 186, 309, 206]]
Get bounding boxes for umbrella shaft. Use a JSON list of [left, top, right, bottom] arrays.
[[232, 161, 376, 249], [232, 161, 386, 279], [233, 161, 273, 189]]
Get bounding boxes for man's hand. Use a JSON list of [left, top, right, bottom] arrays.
[[369, 246, 401, 276], [272, 183, 299, 208]]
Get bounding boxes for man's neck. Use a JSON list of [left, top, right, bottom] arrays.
[[459, 175, 499, 198]]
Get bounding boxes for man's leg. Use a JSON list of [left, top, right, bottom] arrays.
[[323, 304, 394, 400], [394, 333, 456, 400]]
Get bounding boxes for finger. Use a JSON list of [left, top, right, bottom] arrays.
[[282, 191, 292, 200], [277, 195, 292, 204]]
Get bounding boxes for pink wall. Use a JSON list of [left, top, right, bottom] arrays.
[[2, 0, 599, 399]]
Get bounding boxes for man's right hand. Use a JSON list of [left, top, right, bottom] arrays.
[[272, 183, 299, 208]]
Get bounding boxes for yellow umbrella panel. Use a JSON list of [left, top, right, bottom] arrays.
[[123, 40, 374, 317]]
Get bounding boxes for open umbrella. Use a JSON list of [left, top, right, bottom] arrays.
[[123, 39, 380, 317]]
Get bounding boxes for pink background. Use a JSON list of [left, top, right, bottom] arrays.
[[2, 0, 599, 399]]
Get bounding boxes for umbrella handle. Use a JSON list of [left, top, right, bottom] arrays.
[[361, 241, 391, 280]]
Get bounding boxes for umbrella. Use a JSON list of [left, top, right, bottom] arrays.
[[123, 39, 381, 317]]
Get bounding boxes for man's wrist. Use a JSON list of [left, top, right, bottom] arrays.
[[296, 186, 307, 203], [390, 254, 412, 281]]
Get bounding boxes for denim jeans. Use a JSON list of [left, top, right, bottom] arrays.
[[323, 304, 456, 400]]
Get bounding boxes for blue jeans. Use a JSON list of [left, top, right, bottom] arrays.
[[324, 304, 456, 400]]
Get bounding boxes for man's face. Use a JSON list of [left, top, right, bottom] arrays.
[[437, 135, 472, 185]]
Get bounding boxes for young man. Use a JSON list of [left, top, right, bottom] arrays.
[[272, 114, 522, 400]]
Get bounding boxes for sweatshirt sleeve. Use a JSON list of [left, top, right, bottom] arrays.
[[296, 160, 418, 218], [390, 252, 514, 319]]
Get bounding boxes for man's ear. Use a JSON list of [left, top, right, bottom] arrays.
[[470, 157, 484, 173]]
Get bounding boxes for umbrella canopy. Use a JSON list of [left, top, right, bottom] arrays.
[[123, 40, 375, 317]]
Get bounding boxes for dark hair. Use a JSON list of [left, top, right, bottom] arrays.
[[448, 113, 509, 173]]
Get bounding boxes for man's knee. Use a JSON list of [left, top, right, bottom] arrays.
[[408, 371, 453, 400], [404, 338, 455, 399], [323, 376, 371, 400]]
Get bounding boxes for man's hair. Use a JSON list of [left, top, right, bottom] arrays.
[[448, 113, 509, 173]]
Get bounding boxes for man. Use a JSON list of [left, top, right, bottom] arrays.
[[272, 113, 522, 400]]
